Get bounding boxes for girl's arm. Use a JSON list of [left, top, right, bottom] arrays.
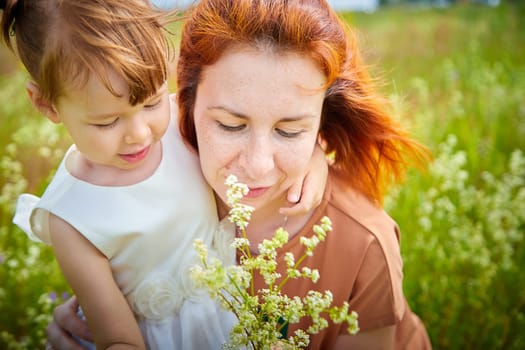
[[48, 214, 145, 349], [280, 143, 328, 216]]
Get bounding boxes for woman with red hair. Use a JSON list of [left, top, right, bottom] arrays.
[[175, 1, 432, 348], [48, 0, 432, 349]]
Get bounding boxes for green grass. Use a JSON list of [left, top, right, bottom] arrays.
[[1, 2, 524, 349]]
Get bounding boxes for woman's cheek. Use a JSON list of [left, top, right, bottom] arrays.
[[201, 136, 236, 182], [277, 151, 309, 183]]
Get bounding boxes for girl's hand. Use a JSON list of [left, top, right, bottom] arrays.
[[280, 144, 328, 216]]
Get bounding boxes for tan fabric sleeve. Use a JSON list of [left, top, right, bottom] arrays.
[[345, 238, 405, 332]]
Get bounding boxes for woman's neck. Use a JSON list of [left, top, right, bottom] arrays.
[[217, 195, 315, 252], [248, 205, 289, 237]]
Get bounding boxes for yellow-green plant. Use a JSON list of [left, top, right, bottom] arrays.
[[390, 135, 525, 349], [191, 175, 358, 350]]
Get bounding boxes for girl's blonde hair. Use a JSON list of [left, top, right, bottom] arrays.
[[1, 0, 175, 105]]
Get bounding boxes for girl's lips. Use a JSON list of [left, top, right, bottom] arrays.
[[245, 187, 270, 198], [119, 145, 150, 163]]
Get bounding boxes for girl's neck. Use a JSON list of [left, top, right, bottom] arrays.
[[67, 141, 163, 186]]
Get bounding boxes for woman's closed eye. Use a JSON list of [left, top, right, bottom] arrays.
[[276, 128, 304, 138], [218, 122, 246, 132]]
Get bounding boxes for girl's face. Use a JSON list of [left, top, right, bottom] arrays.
[[193, 46, 326, 212], [53, 70, 170, 172]]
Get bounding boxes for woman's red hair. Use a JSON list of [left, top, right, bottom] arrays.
[[177, 0, 429, 204]]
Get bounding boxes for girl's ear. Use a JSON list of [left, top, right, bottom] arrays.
[[26, 81, 61, 123]]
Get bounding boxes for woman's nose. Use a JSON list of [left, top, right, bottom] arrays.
[[239, 135, 274, 180]]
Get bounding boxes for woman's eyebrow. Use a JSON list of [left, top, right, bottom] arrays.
[[207, 105, 248, 119], [207, 105, 317, 121]]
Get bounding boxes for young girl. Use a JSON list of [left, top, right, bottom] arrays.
[[1, 0, 326, 348]]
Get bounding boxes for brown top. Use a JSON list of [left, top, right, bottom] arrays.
[[252, 171, 431, 349]]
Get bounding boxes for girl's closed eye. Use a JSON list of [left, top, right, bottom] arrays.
[[93, 118, 119, 129], [145, 99, 162, 110]]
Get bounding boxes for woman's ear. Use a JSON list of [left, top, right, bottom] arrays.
[[26, 81, 61, 123]]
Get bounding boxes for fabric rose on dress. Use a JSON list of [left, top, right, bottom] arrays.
[[130, 271, 183, 320], [174, 252, 209, 302]]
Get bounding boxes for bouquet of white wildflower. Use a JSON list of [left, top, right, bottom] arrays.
[[191, 175, 359, 349]]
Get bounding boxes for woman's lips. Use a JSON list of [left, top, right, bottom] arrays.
[[119, 145, 150, 163], [245, 187, 270, 198]]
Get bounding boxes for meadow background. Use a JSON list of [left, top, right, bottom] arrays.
[[1, 2, 524, 349]]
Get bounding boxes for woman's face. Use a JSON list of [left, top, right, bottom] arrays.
[[193, 46, 326, 212]]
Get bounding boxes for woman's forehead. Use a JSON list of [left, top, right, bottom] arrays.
[[201, 46, 325, 91], [196, 48, 326, 123]]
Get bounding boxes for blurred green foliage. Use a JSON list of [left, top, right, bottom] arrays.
[[0, 2, 524, 349]]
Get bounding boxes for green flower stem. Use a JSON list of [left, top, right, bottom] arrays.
[[238, 226, 256, 296], [217, 291, 257, 349], [277, 252, 308, 292]]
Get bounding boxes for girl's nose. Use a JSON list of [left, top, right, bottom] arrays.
[[124, 116, 150, 144]]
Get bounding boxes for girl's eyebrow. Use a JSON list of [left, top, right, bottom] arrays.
[[87, 86, 167, 120], [207, 105, 317, 122], [86, 111, 124, 121]]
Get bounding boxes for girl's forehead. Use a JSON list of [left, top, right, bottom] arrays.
[[57, 73, 130, 113]]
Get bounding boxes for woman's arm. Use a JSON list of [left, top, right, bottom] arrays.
[[48, 214, 145, 349], [280, 143, 328, 216], [333, 325, 395, 350]]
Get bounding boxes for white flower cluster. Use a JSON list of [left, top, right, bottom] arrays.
[[225, 174, 254, 231], [191, 175, 359, 349]]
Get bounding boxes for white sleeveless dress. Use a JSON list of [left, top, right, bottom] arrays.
[[13, 97, 237, 349]]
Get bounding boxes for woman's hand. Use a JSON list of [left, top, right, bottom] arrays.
[[46, 296, 93, 350], [280, 143, 328, 216]]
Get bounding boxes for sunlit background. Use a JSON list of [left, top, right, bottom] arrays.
[[0, 0, 523, 348]]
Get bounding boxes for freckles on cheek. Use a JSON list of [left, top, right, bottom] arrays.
[[199, 136, 227, 172], [281, 146, 314, 176], [196, 126, 214, 156]]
